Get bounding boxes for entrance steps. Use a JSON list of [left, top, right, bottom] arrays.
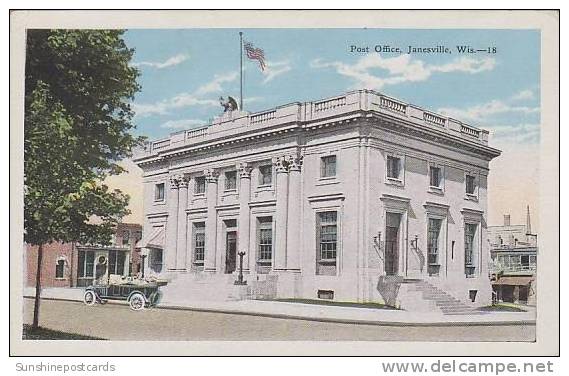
[[391, 278, 483, 315], [160, 272, 243, 302], [159, 272, 278, 303]]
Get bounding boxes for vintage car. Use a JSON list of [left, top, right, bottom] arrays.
[[83, 274, 167, 311]]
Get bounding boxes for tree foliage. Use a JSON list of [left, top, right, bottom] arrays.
[[24, 30, 142, 246]]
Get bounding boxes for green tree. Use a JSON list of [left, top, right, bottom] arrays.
[[24, 30, 142, 328]]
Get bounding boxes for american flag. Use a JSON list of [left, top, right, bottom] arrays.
[[244, 41, 266, 71]]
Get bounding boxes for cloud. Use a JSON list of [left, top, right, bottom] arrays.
[[160, 119, 207, 129], [262, 60, 292, 83], [194, 72, 239, 96], [133, 71, 237, 118], [511, 89, 535, 101], [133, 54, 188, 69], [133, 96, 217, 118], [437, 100, 539, 122], [486, 123, 540, 144], [310, 54, 495, 90]]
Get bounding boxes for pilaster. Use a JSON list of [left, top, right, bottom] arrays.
[[273, 156, 289, 271], [204, 168, 219, 272], [285, 154, 303, 271], [165, 175, 179, 271], [237, 162, 252, 273], [176, 175, 189, 270]]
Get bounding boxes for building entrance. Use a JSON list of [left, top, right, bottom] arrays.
[[385, 213, 401, 276], [225, 231, 237, 274]]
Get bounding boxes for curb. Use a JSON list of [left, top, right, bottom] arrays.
[[23, 295, 536, 328]]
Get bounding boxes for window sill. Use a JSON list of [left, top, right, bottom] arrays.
[[385, 177, 404, 187], [193, 193, 206, 198], [153, 200, 166, 205], [464, 194, 479, 202], [257, 260, 272, 265], [428, 186, 444, 195], [316, 177, 339, 186], [256, 185, 274, 193], [55, 278, 67, 281], [318, 259, 337, 265], [193, 261, 204, 266]]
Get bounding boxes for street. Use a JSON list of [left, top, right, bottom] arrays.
[[23, 298, 535, 341]]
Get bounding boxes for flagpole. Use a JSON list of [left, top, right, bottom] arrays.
[[239, 31, 243, 111]]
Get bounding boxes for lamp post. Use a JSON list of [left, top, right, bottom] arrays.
[[234, 251, 247, 285]]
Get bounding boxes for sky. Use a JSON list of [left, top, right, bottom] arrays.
[[112, 28, 541, 229]]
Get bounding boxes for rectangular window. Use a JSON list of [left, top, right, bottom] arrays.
[[78, 250, 95, 278], [225, 171, 237, 191], [320, 155, 337, 178], [464, 223, 477, 276], [55, 260, 65, 279], [193, 222, 206, 263], [427, 218, 442, 265], [122, 231, 130, 246], [429, 166, 441, 188], [387, 156, 401, 180], [258, 217, 273, 262], [155, 183, 165, 201], [108, 250, 126, 275], [194, 176, 206, 195], [150, 249, 163, 272], [319, 211, 338, 261], [466, 174, 476, 195], [258, 165, 273, 186]]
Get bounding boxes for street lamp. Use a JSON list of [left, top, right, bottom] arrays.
[[234, 251, 247, 285]]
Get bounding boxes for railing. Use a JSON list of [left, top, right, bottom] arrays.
[[136, 90, 490, 158], [250, 110, 276, 124], [186, 127, 208, 140], [152, 139, 170, 152], [379, 96, 407, 115], [314, 96, 346, 112], [489, 263, 537, 274], [423, 111, 446, 127], [460, 124, 481, 138]]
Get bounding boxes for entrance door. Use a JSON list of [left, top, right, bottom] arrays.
[[385, 213, 401, 276], [225, 231, 237, 274]]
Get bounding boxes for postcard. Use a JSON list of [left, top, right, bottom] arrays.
[[9, 10, 559, 356]]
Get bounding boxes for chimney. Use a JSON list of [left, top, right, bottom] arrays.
[[526, 205, 532, 235], [503, 214, 511, 226]]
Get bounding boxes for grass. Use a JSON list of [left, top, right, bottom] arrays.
[[267, 298, 399, 310], [22, 325, 105, 340], [479, 302, 527, 312]]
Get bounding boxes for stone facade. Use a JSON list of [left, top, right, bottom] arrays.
[[134, 90, 501, 307]]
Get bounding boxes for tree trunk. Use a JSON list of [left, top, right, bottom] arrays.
[[32, 243, 44, 329]]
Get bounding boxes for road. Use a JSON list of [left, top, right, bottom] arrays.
[[23, 298, 535, 341]]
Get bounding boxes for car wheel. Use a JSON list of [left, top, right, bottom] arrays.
[[129, 293, 146, 311], [83, 291, 96, 306]]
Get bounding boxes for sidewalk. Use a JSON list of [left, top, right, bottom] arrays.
[[23, 287, 536, 326]]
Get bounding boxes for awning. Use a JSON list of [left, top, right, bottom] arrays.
[[493, 276, 534, 286], [141, 226, 165, 249]]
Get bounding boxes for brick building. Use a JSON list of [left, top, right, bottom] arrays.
[[25, 223, 142, 288]]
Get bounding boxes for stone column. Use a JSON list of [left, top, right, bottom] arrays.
[[273, 156, 289, 271], [176, 175, 189, 270], [204, 168, 219, 272], [237, 162, 252, 273], [165, 175, 179, 271], [286, 154, 303, 271]]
